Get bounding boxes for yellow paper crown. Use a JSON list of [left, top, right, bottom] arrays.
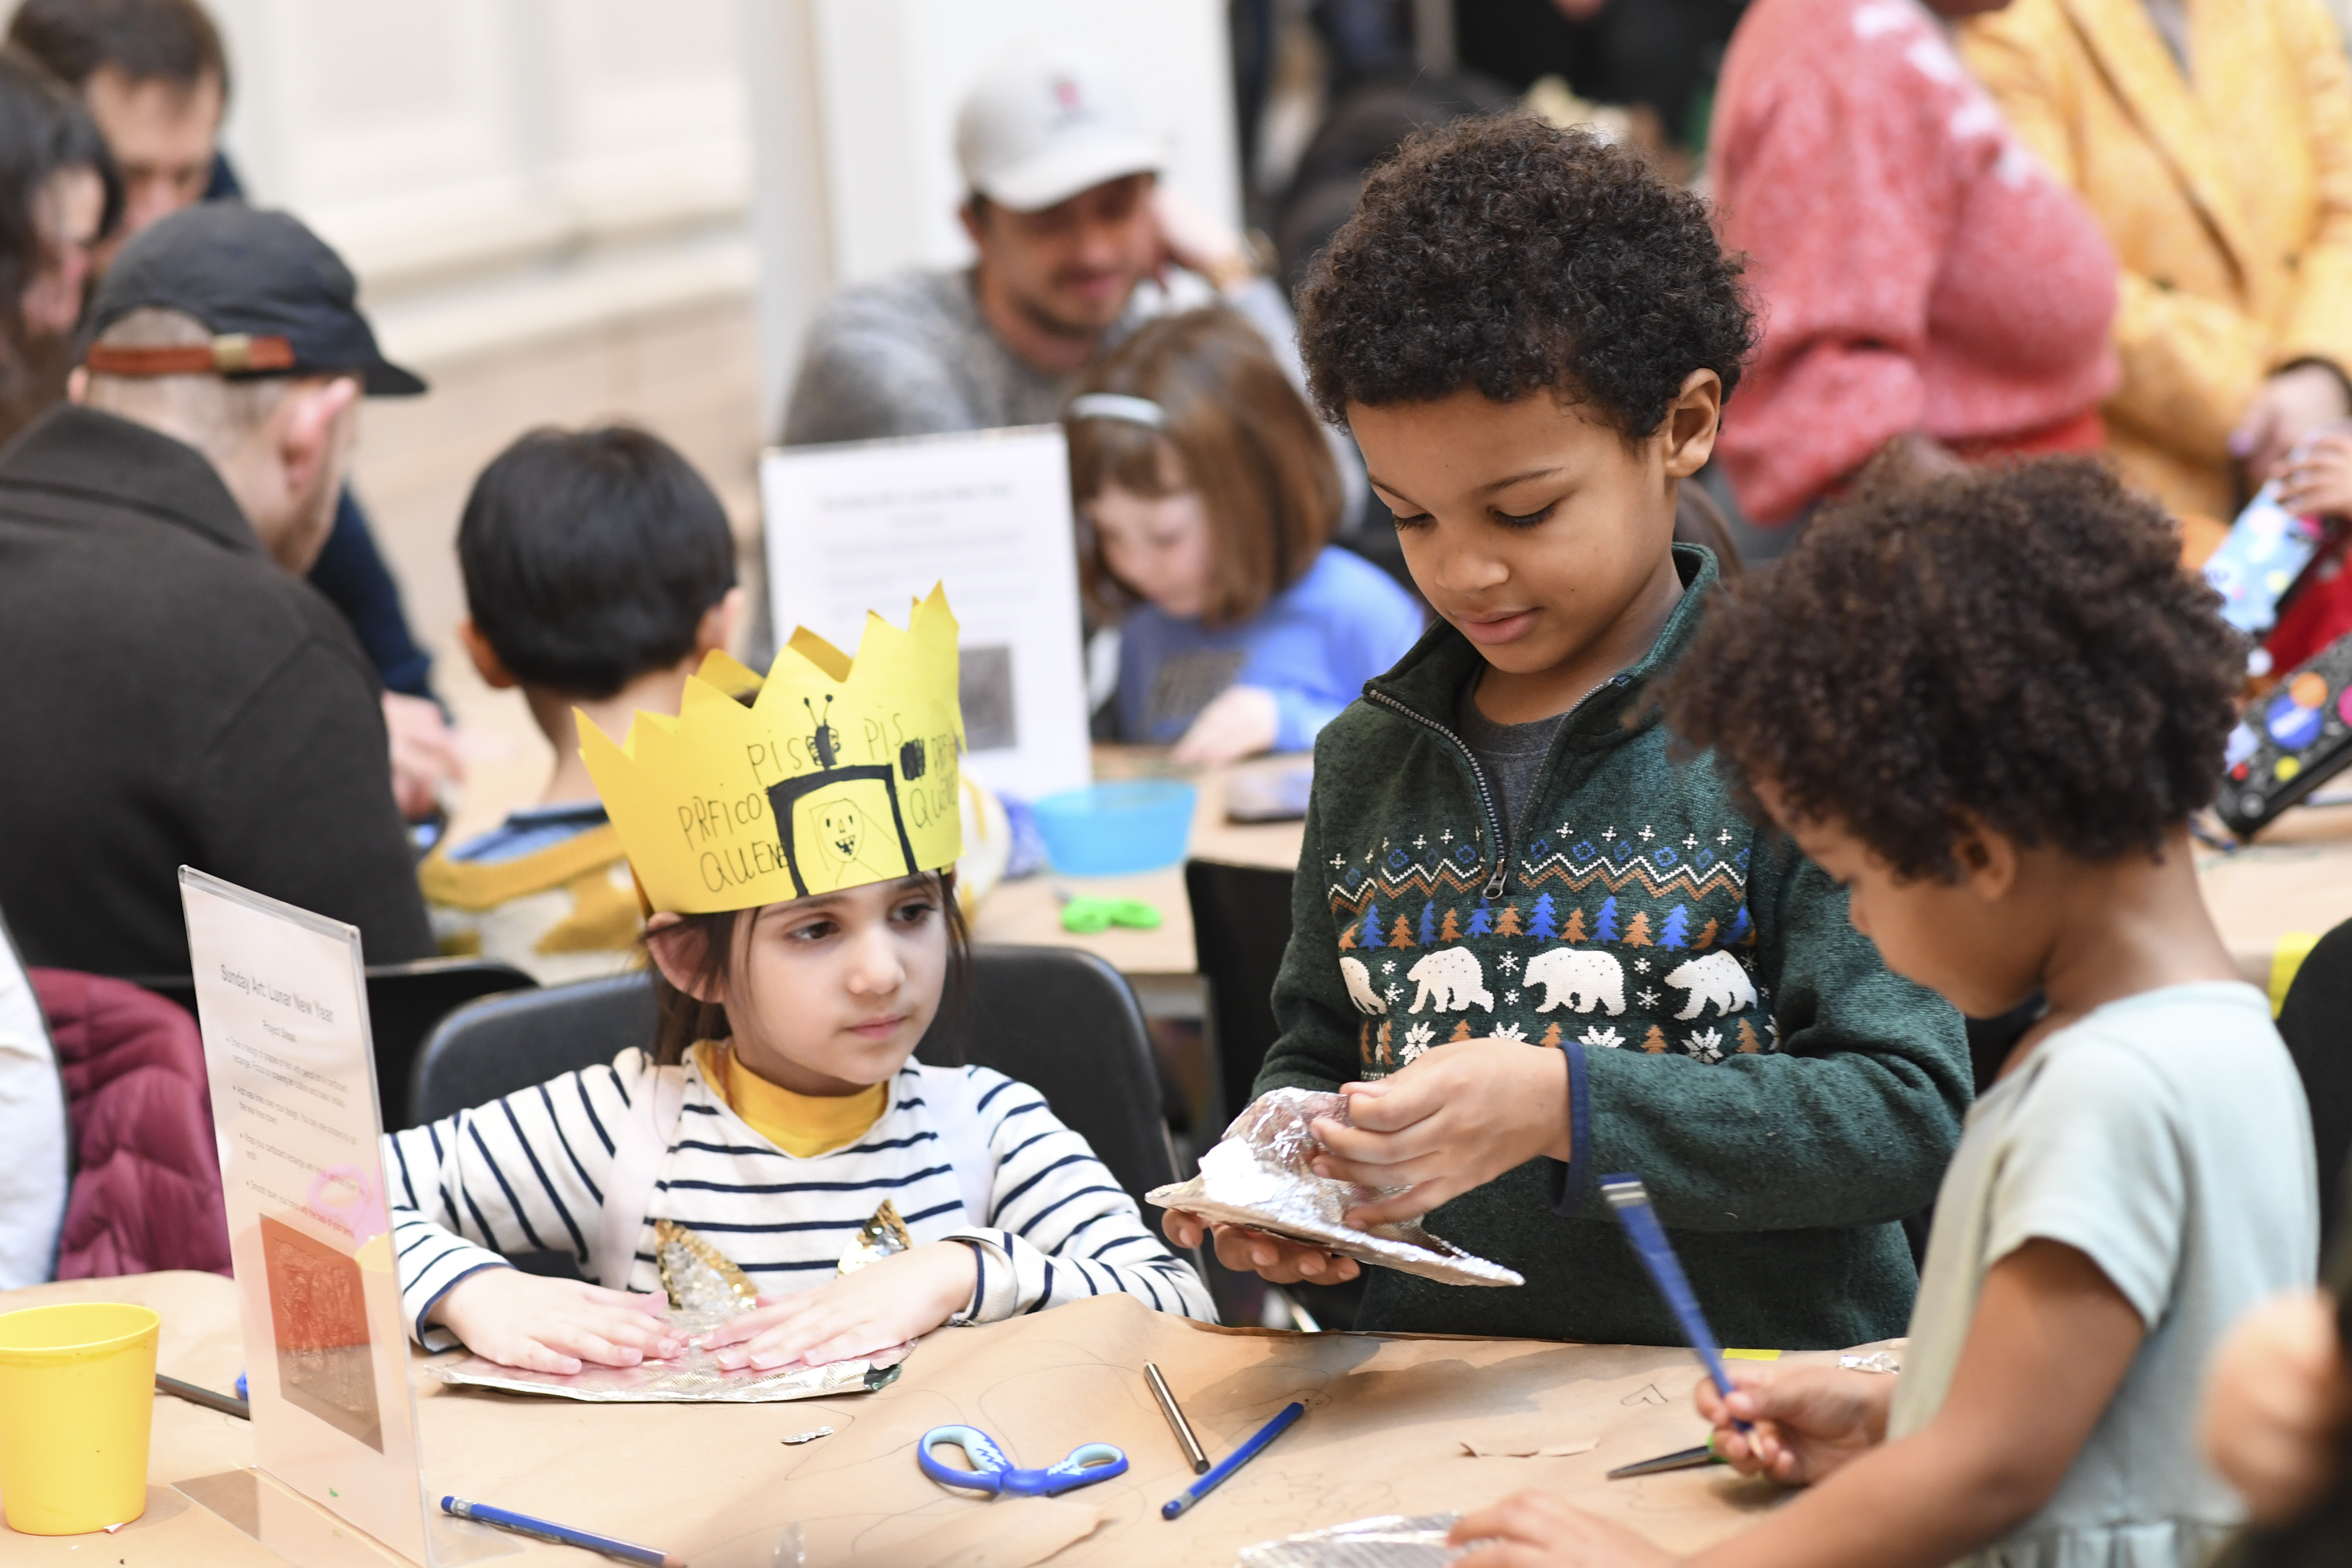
[[580, 584, 964, 914]]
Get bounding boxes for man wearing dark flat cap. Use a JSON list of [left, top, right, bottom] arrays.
[[0, 200, 435, 978]]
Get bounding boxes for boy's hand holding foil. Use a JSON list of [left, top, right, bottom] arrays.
[[1161, 1038, 1570, 1275], [1307, 1039, 1572, 1227]]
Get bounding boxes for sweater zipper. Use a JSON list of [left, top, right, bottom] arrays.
[[1363, 674, 1631, 902]]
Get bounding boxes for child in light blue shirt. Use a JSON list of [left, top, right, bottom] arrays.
[[1448, 461, 2316, 1568], [1067, 308, 1422, 764]]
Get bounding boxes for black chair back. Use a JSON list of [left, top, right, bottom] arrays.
[[916, 945, 1177, 1215], [411, 969, 659, 1126], [408, 946, 1178, 1215], [135, 956, 536, 1128], [1183, 858, 1297, 1130], [2278, 920, 2352, 1243]]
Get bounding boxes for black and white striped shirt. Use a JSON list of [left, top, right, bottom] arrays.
[[386, 1049, 1211, 1346]]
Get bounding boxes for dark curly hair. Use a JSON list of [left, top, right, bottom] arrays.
[[1295, 115, 1755, 434], [1664, 458, 2241, 881]]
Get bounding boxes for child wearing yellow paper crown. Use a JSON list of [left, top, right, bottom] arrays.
[[384, 586, 1212, 1373]]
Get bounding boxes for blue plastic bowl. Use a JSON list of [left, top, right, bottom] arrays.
[[1032, 781, 1197, 875]]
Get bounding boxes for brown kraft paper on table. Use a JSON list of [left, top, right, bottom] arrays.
[[0, 1275, 1862, 1568], [416, 1296, 1806, 1567]]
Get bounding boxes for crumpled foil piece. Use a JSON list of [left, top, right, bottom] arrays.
[[1839, 1351, 1901, 1374], [428, 1337, 910, 1404], [1149, 1089, 1523, 1288], [1238, 1514, 1465, 1567], [658, 1219, 761, 1314], [837, 1200, 912, 1275]]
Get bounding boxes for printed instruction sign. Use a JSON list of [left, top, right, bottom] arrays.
[[760, 425, 1092, 801], [180, 869, 508, 1567]]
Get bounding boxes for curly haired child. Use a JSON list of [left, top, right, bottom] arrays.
[[1165, 115, 1973, 1348], [1453, 459, 2316, 1567]]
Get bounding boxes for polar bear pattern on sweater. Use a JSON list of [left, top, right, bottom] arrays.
[[1339, 956, 1386, 1015], [1407, 947, 1494, 1014], [1664, 950, 1756, 1020], [1524, 947, 1626, 1016]]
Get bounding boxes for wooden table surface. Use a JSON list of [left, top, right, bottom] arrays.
[[0, 1271, 1818, 1568], [968, 753, 1304, 986]]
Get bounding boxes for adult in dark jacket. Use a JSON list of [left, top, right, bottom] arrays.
[[5, 0, 451, 820], [0, 200, 433, 977]]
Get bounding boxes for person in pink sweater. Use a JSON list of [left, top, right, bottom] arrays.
[[1710, 0, 2121, 533]]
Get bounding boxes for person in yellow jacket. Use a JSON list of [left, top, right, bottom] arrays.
[[1961, 0, 2352, 529]]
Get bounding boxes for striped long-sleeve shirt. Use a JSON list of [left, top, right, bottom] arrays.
[[386, 1049, 1211, 1347]]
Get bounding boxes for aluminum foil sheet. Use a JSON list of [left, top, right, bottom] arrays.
[[1238, 1514, 1465, 1567], [1149, 1090, 1524, 1288], [428, 1332, 909, 1404]]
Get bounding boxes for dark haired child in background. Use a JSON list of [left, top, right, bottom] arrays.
[[1066, 307, 1423, 764], [418, 425, 743, 982], [1166, 115, 1972, 1348], [1451, 460, 2315, 1568]]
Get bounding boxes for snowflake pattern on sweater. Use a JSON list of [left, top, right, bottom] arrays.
[[1325, 814, 1775, 1076]]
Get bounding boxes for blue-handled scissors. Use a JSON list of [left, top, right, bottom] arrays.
[[917, 1425, 1128, 1498]]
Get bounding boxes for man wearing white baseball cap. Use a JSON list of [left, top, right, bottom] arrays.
[[782, 49, 1301, 445]]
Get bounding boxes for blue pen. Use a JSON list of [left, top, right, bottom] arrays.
[[1601, 1174, 1752, 1432], [1161, 1401, 1305, 1520], [441, 1496, 684, 1567]]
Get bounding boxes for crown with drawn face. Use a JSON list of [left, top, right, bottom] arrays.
[[580, 584, 964, 914]]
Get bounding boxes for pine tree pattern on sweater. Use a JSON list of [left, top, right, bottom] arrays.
[[1322, 816, 1770, 1073]]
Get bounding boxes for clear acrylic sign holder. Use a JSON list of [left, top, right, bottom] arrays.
[[174, 868, 514, 1567]]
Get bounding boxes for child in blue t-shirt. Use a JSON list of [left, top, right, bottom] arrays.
[[1066, 308, 1423, 765]]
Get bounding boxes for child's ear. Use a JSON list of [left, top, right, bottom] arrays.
[[458, 620, 518, 689], [1952, 817, 2021, 902], [645, 915, 725, 1004], [1662, 368, 1723, 480], [697, 587, 747, 658]]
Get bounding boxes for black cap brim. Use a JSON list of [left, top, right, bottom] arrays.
[[362, 358, 427, 397]]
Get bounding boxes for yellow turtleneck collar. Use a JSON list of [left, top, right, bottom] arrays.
[[694, 1041, 889, 1158]]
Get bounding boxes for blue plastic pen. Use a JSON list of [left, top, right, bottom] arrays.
[[441, 1496, 684, 1567], [1161, 1401, 1305, 1520], [1601, 1174, 1751, 1431]]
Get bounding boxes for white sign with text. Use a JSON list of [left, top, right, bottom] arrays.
[[760, 424, 1092, 802], [180, 869, 508, 1567]]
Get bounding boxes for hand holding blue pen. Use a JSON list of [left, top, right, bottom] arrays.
[[1601, 1174, 1752, 1433]]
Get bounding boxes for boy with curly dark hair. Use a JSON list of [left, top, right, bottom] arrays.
[[1164, 115, 1973, 1348], [1450, 460, 2314, 1568]]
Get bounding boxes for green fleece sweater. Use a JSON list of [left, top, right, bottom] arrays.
[[1257, 545, 1971, 1349]]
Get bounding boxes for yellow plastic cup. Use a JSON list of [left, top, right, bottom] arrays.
[[0, 1302, 160, 1534]]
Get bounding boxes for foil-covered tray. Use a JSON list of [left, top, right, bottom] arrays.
[[1149, 1090, 1523, 1289], [428, 1327, 909, 1404], [429, 1217, 913, 1404], [1238, 1514, 1465, 1567]]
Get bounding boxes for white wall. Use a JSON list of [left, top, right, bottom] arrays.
[[202, 0, 756, 367], [741, 0, 1242, 432]]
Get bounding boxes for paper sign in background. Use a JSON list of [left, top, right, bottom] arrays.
[[760, 425, 1093, 803]]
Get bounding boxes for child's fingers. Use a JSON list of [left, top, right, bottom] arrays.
[[534, 1321, 649, 1369], [503, 1339, 585, 1375], [1331, 1078, 1447, 1132], [1341, 1179, 1462, 1229], [1210, 1226, 1350, 1283], [1162, 1211, 1208, 1248], [1310, 1116, 1447, 1169]]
